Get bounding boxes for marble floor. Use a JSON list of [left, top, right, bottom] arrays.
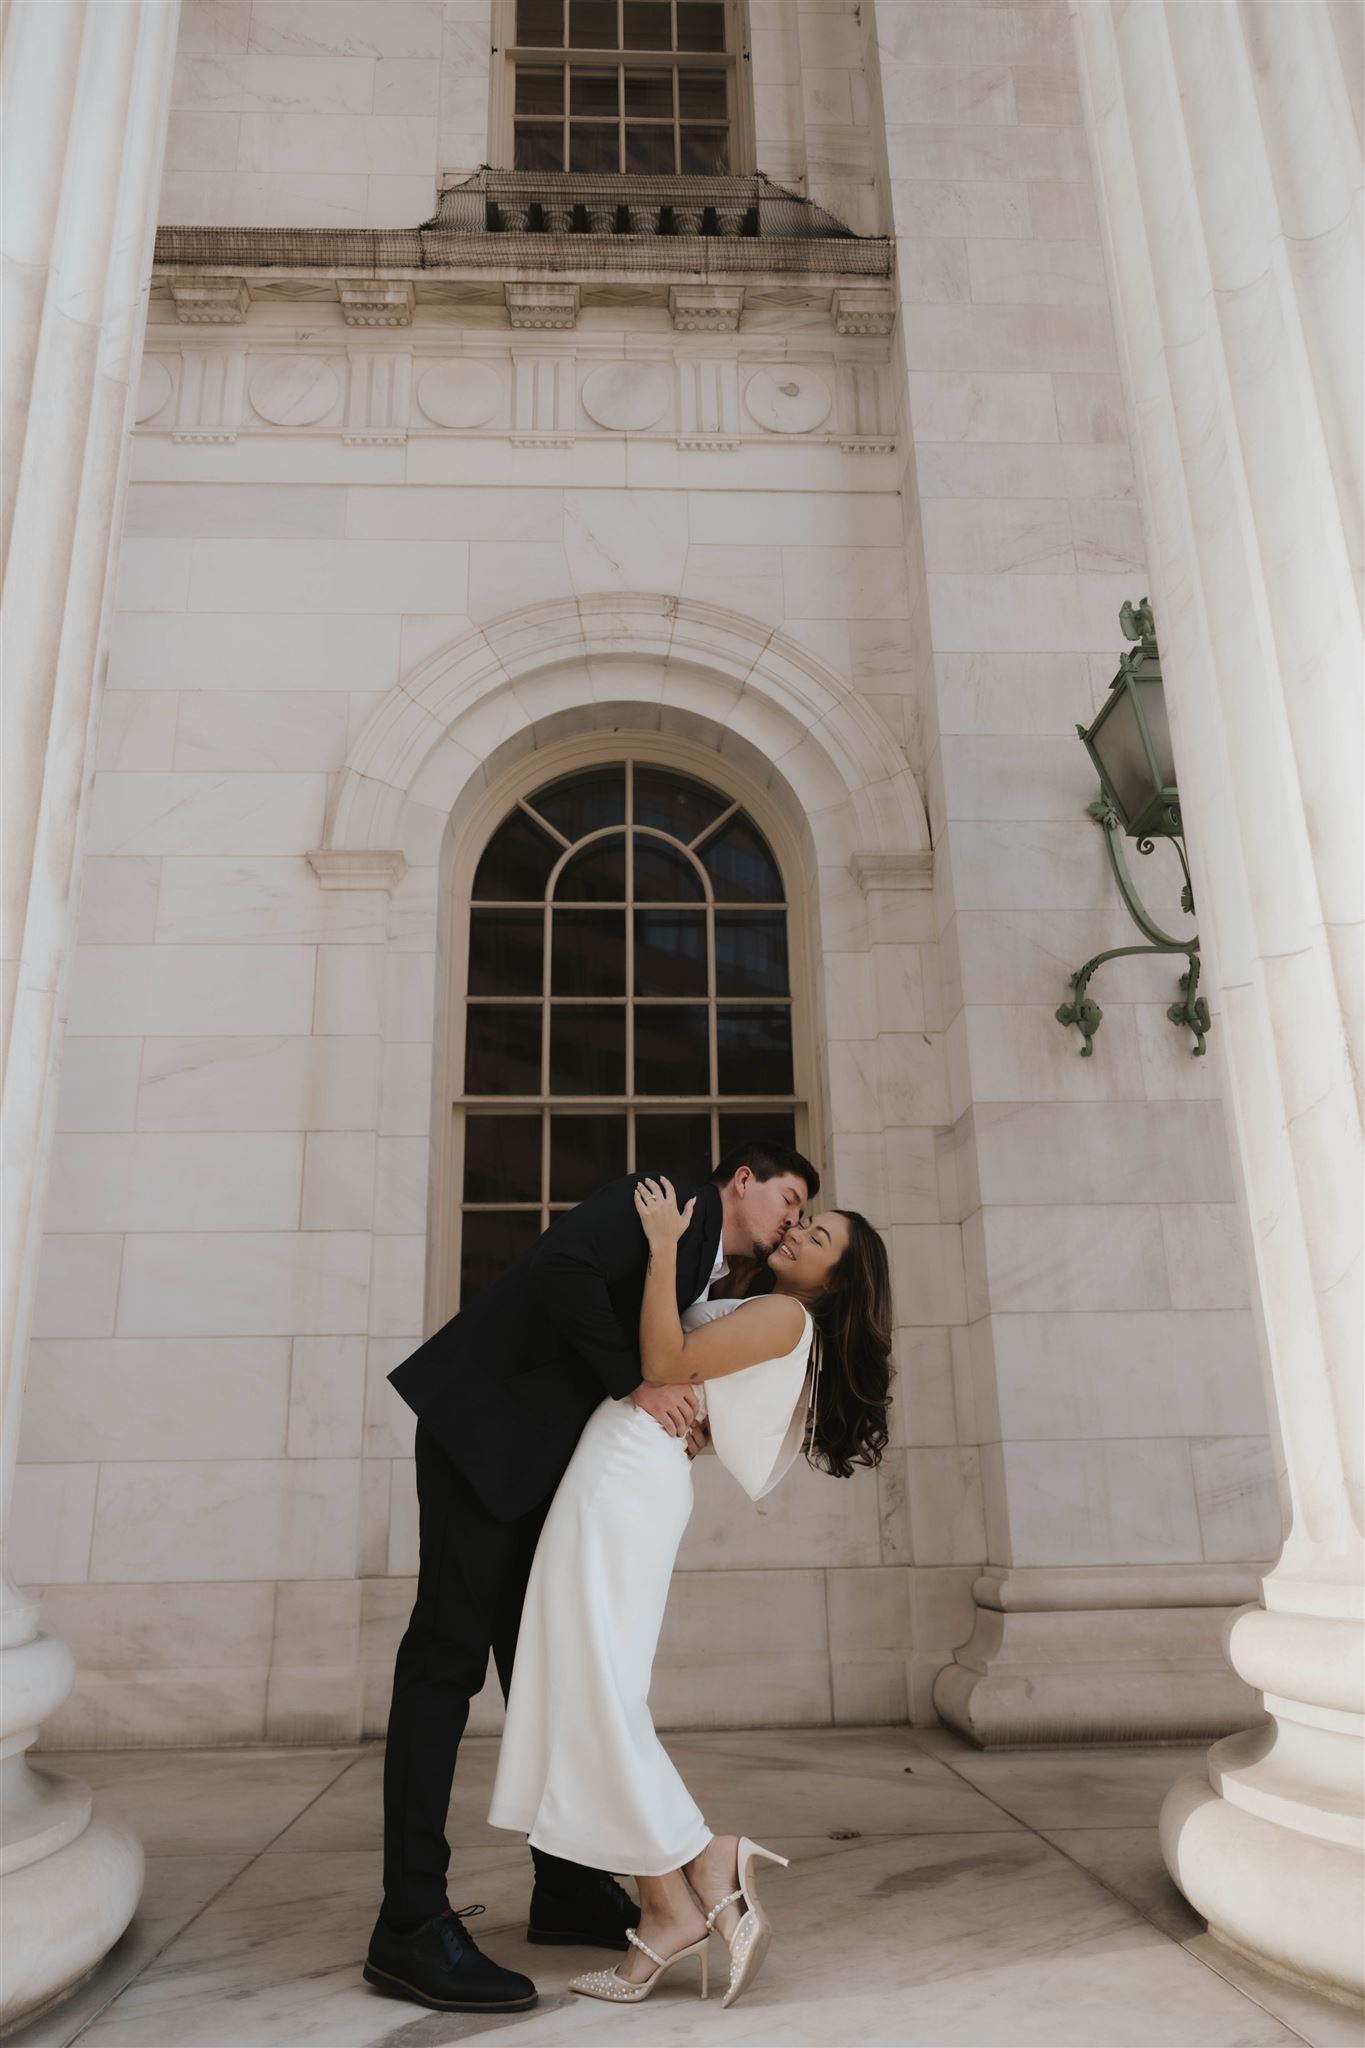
[[17, 1729, 1360, 2048]]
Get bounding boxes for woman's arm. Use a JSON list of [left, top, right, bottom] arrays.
[[634, 1177, 691, 1383], [634, 1180, 806, 1386]]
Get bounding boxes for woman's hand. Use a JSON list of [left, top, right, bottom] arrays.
[[633, 1175, 695, 1248]]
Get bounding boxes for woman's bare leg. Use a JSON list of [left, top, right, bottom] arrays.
[[682, 1835, 743, 1943], [618, 1870, 707, 1984]]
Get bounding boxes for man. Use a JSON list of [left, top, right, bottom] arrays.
[[366, 1139, 819, 2014]]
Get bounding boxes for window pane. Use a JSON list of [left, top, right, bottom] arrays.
[[570, 67, 617, 113], [473, 809, 560, 900], [552, 908, 626, 995], [679, 125, 728, 173], [551, 1004, 626, 1094], [632, 765, 728, 841], [569, 123, 620, 171], [623, 0, 671, 48], [516, 67, 563, 113], [635, 1005, 709, 1094], [514, 121, 565, 171], [633, 835, 704, 901], [714, 910, 789, 997], [466, 1006, 542, 1094], [636, 1112, 713, 1183], [569, 0, 617, 45], [677, 1, 726, 50], [717, 1007, 792, 1094], [624, 69, 672, 116], [699, 814, 783, 902], [634, 909, 707, 995], [718, 1111, 796, 1158], [518, 0, 565, 44], [625, 124, 675, 172], [678, 71, 726, 118], [468, 908, 543, 996], [550, 1113, 627, 1200], [464, 1114, 542, 1202], [461, 1210, 544, 1308], [528, 765, 626, 840], [555, 835, 627, 902]]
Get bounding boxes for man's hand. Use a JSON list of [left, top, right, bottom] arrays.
[[684, 1413, 711, 1461], [630, 1381, 698, 1438]]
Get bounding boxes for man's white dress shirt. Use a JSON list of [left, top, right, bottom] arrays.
[[694, 1235, 729, 1306]]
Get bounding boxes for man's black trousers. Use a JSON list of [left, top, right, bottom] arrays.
[[380, 1421, 552, 1929]]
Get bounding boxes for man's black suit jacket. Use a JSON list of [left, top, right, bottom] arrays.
[[388, 1172, 722, 1522]]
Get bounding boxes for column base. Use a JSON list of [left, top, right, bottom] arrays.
[[0, 1803, 144, 2032], [1162, 1744, 1365, 2006], [932, 1566, 1266, 1746]]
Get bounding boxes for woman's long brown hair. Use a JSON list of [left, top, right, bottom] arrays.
[[804, 1210, 894, 1477]]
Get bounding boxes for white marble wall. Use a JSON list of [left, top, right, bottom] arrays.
[[161, 0, 489, 226], [15, 283, 964, 1743]]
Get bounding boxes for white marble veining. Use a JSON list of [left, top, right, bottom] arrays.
[[16, 1730, 1351, 2048]]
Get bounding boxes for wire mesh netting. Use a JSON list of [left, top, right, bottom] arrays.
[[153, 171, 892, 278]]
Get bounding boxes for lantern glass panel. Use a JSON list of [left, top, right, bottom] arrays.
[[1092, 682, 1155, 830], [1134, 673, 1175, 788]]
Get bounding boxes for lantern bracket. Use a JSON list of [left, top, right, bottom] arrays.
[[1056, 798, 1210, 1058]]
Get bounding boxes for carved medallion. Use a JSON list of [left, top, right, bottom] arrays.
[[416, 361, 504, 428], [134, 358, 173, 423], [581, 362, 670, 433], [248, 356, 340, 427], [744, 366, 832, 435]]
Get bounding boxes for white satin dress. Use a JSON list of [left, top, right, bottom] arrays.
[[487, 1296, 814, 1876]]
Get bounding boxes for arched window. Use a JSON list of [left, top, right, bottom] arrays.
[[456, 757, 802, 1304]]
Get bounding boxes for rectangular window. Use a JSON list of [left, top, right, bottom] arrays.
[[498, 0, 746, 176]]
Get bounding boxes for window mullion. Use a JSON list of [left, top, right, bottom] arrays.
[[706, 893, 718, 1098], [625, 758, 635, 1096]]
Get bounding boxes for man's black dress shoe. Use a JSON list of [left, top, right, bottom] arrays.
[[527, 1852, 636, 1950], [364, 1903, 537, 2013]]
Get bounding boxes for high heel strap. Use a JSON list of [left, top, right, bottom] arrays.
[[703, 1887, 744, 1932], [625, 1927, 665, 1968]]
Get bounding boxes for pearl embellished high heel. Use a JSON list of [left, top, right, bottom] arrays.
[[701, 1837, 789, 2008], [569, 1926, 710, 2004]]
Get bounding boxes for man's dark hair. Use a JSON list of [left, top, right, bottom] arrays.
[[710, 1139, 820, 1200]]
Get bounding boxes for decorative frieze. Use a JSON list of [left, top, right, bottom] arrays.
[[837, 360, 896, 454], [172, 349, 244, 443], [512, 354, 576, 445], [344, 352, 413, 444], [339, 280, 414, 328], [677, 357, 741, 449], [669, 285, 745, 332], [506, 283, 580, 330], [137, 338, 896, 454], [168, 275, 249, 325], [832, 285, 896, 337]]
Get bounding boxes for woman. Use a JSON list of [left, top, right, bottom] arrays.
[[488, 1176, 893, 2008]]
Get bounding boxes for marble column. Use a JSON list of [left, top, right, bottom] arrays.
[[871, 0, 1279, 1752], [0, 0, 181, 2026], [1073, 0, 1364, 2004]]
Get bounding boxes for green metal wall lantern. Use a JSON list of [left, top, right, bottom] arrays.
[[1057, 598, 1211, 1058]]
